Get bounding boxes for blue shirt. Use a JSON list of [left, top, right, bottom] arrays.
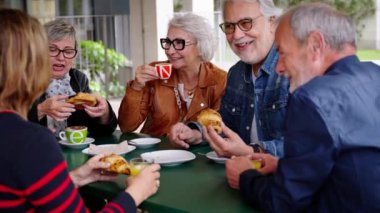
[[219, 45, 289, 157], [240, 55, 380, 212]]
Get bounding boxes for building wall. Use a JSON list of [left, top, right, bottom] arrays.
[[359, 6, 378, 49]]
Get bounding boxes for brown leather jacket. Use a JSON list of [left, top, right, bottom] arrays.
[[118, 61, 227, 137]]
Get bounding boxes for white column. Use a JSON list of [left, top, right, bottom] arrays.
[[154, 0, 174, 61], [129, 0, 144, 73], [181, 0, 214, 27], [130, 0, 173, 73]]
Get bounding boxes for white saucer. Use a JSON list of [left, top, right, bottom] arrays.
[[58, 137, 95, 149], [129, 138, 161, 149], [206, 151, 229, 164], [141, 150, 196, 166]]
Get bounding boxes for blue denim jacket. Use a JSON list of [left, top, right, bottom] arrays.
[[219, 45, 289, 157], [240, 55, 380, 212]]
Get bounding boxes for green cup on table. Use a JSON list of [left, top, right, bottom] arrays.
[[59, 126, 88, 143]]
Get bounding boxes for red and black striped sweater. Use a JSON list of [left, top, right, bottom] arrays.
[[0, 112, 136, 212]]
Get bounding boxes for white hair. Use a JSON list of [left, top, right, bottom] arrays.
[[280, 3, 356, 50], [222, 0, 283, 18], [169, 12, 217, 61]]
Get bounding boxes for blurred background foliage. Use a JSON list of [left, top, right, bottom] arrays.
[[211, 0, 375, 38], [78, 40, 130, 98], [273, 0, 375, 38]]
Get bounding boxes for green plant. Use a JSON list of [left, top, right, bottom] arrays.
[[78, 40, 130, 98]]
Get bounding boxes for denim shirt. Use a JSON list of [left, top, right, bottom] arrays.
[[240, 55, 380, 212], [219, 45, 289, 157]]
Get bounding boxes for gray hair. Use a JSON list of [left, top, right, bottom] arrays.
[[222, 0, 283, 18], [168, 12, 216, 61], [281, 3, 356, 50], [44, 19, 77, 48]]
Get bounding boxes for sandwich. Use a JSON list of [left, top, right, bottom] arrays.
[[100, 154, 131, 175], [67, 92, 97, 109], [197, 109, 222, 134]]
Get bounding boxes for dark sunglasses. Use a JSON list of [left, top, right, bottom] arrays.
[[219, 15, 263, 34], [160, 38, 195, 51]]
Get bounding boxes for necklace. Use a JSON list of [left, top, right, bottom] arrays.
[[184, 85, 197, 96]]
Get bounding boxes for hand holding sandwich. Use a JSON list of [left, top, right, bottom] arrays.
[[37, 95, 75, 121], [95, 153, 161, 206], [69, 153, 161, 206], [82, 93, 111, 124], [66, 92, 111, 124], [69, 153, 118, 188]]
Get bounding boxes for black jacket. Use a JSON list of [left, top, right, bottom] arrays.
[[28, 68, 117, 137]]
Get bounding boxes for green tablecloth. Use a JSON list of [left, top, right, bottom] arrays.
[[62, 131, 259, 213]]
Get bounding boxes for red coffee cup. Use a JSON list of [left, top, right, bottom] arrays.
[[155, 63, 172, 79]]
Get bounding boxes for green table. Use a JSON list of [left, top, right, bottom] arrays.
[[62, 131, 258, 213]]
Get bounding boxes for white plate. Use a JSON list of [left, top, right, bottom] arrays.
[[129, 138, 161, 149], [206, 151, 229, 164], [82, 144, 136, 155], [58, 137, 95, 149], [141, 150, 196, 166]]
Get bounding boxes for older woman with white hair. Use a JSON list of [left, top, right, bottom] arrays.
[[118, 12, 227, 137]]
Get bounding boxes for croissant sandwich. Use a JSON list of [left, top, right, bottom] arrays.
[[67, 92, 97, 109], [100, 154, 131, 175], [197, 109, 222, 134]]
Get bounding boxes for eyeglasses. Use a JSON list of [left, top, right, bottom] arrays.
[[49, 46, 77, 59], [219, 15, 263, 34], [160, 38, 195, 51]]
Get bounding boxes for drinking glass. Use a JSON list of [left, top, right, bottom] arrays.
[[129, 157, 153, 176]]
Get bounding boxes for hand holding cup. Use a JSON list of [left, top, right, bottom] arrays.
[[130, 157, 153, 176], [155, 63, 172, 79], [132, 64, 160, 90]]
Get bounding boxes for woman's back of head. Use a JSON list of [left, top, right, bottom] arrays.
[[0, 9, 51, 118]]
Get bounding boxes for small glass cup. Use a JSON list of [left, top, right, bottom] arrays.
[[251, 159, 262, 170], [129, 157, 153, 176]]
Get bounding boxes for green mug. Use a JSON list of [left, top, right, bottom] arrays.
[[59, 126, 88, 144]]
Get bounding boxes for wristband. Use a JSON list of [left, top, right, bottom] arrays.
[[249, 143, 262, 153]]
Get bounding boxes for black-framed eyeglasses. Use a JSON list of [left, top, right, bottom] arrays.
[[49, 46, 78, 59], [219, 15, 263, 34], [160, 38, 195, 51]]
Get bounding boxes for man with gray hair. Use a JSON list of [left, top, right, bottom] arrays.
[[226, 3, 380, 212], [170, 0, 289, 158]]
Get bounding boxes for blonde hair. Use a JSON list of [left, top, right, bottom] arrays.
[[0, 9, 51, 118]]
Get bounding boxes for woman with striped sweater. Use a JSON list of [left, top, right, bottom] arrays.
[[0, 8, 160, 212]]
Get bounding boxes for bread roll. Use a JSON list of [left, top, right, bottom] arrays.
[[197, 109, 222, 134]]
